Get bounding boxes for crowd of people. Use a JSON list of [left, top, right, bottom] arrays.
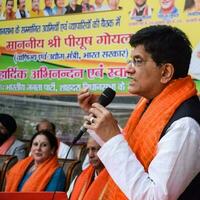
[[0, 0, 199, 21], [0, 114, 75, 192], [0, 113, 105, 195], [0, 0, 122, 20], [0, 24, 200, 199]]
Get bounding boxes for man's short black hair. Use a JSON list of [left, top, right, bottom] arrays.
[[129, 25, 192, 79]]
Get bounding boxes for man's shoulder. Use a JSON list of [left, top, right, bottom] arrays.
[[12, 139, 25, 147], [6, 139, 26, 156], [161, 95, 200, 138]]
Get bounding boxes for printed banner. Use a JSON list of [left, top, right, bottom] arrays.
[[0, 0, 200, 95]]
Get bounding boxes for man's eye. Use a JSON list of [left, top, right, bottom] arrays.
[[134, 58, 143, 65]]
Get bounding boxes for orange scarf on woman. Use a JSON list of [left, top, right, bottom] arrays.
[[5, 155, 59, 191], [102, 76, 197, 200], [0, 135, 16, 154], [70, 165, 109, 200]]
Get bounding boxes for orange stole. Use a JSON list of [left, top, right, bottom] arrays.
[[70, 165, 109, 200], [0, 135, 16, 154], [5, 155, 59, 191], [103, 76, 197, 200]]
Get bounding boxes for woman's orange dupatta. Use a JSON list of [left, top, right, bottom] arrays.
[[5, 155, 59, 191], [0, 135, 16, 154]]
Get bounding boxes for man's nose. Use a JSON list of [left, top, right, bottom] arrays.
[[88, 150, 95, 157], [125, 64, 135, 75]]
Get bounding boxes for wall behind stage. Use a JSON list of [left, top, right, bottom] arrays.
[[0, 0, 200, 96]]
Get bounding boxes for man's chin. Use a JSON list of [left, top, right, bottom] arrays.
[[90, 161, 98, 166], [128, 87, 138, 95]]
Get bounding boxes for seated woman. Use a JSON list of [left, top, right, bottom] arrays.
[[5, 130, 66, 191]]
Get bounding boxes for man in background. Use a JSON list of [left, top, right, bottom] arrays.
[[16, 0, 30, 18], [29, 0, 45, 17], [158, 0, 179, 19], [93, 0, 108, 11], [68, 136, 107, 199], [0, 113, 26, 160], [43, 0, 53, 16], [0, 0, 4, 20], [130, 0, 153, 21], [65, 0, 82, 14], [36, 119, 74, 159], [106, 0, 122, 10], [189, 42, 200, 80]]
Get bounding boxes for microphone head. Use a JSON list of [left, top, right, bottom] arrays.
[[98, 87, 116, 107]]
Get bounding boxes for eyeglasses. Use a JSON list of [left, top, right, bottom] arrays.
[[127, 57, 153, 67]]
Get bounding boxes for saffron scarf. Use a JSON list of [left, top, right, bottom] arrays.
[[0, 135, 16, 154], [4, 11, 16, 20], [70, 165, 109, 200], [103, 76, 197, 200], [5, 155, 59, 191]]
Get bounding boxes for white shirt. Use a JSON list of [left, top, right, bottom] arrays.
[[58, 141, 74, 159], [98, 117, 200, 200], [94, 4, 109, 11], [0, 13, 5, 20], [15, 9, 30, 18]]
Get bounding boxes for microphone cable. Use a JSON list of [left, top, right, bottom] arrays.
[[51, 142, 74, 200], [51, 87, 116, 200]]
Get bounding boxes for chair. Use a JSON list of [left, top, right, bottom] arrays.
[[58, 158, 81, 192], [71, 143, 87, 163], [20, 139, 31, 157], [0, 155, 18, 191]]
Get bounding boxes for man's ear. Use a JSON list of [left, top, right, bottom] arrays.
[[160, 63, 174, 84]]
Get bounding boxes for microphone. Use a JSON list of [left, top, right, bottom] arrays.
[[72, 87, 116, 145]]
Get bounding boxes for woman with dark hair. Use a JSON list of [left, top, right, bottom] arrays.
[[184, 0, 200, 13], [3, 0, 16, 20], [52, 0, 66, 15], [5, 130, 66, 191], [81, 0, 95, 12]]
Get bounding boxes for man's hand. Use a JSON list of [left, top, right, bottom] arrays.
[[83, 103, 121, 142], [77, 88, 98, 113]]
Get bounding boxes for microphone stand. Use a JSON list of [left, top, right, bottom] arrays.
[[51, 142, 75, 200]]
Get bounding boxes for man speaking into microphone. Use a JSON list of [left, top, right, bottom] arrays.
[[77, 25, 200, 200]]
